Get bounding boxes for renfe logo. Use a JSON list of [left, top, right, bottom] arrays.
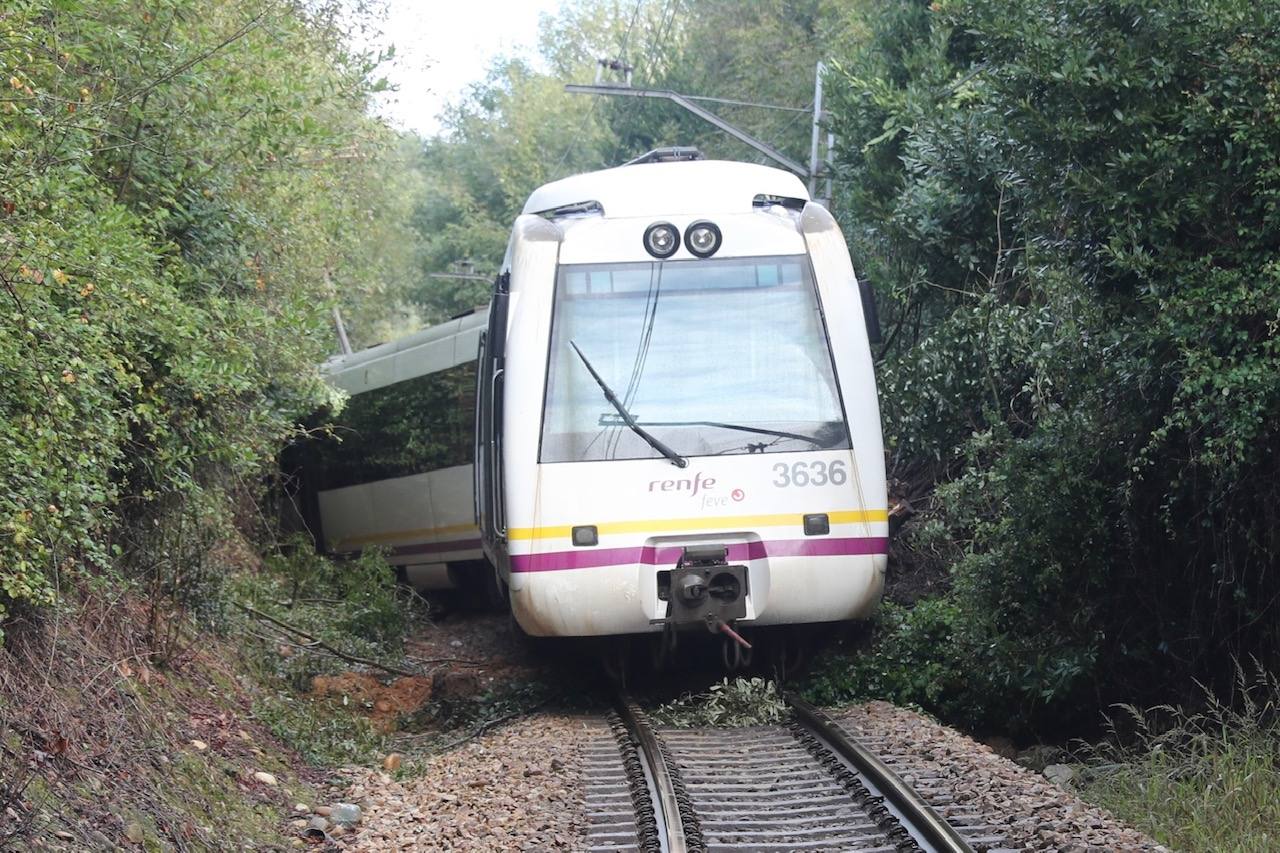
[[649, 472, 717, 497]]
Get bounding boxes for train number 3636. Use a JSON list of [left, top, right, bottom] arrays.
[[771, 460, 848, 488]]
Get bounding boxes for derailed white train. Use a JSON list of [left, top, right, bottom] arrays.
[[309, 153, 888, 650]]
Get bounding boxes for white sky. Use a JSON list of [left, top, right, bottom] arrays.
[[360, 0, 567, 136]]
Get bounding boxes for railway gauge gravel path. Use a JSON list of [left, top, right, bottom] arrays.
[[585, 690, 1006, 853], [325, 671, 1162, 849]]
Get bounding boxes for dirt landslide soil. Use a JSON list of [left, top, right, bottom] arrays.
[[311, 671, 435, 733], [319, 610, 593, 849], [310, 611, 545, 733]]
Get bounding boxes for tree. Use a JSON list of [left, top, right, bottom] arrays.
[[817, 0, 1280, 731], [0, 0, 425, 641], [410, 0, 852, 316]]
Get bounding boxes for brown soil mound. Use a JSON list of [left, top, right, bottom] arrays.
[[310, 672, 434, 732]]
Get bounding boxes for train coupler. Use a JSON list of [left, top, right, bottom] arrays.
[[652, 544, 748, 631]]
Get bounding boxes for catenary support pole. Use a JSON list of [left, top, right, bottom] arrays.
[[331, 305, 352, 355], [809, 60, 824, 201]]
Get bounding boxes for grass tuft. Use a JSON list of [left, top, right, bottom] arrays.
[[1077, 661, 1280, 852], [252, 691, 387, 766]]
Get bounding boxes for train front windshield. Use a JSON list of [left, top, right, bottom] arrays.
[[540, 255, 850, 463]]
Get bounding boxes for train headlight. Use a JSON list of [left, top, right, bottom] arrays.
[[643, 222, 680, 258], [683, 220, 722, 258]]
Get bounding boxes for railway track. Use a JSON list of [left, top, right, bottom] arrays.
[[584, 688, 1004, 853]]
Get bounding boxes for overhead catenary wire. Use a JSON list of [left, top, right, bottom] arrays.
[[619, 0, 645, 57], [606, 0, 685, 167], [604, 0, 655, 167], [551, 0, 647, 178], [635, 1, 813, 166], [682, 93, 809, 113], [637, 0, 677, 89]]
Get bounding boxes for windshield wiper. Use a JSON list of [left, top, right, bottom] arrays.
[[570, 341, 688, 468], [597, 416, 830, 447]]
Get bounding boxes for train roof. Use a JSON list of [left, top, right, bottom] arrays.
[[523, 159, 809, 220], [321, 308, 487, 396]]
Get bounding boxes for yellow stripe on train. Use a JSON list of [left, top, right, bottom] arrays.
[[334, 521, 477, 549], [506, 509, 889, 541]]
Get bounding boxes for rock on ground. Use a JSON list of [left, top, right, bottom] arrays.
[[333, 714, 594, 851]]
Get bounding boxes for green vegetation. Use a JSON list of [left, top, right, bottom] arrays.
[[403, 678, 556, 740], [149, 749, 298, 851], [653, 677, 790, 728], [0, 0, 424, 643], [235, 540, 422, 684], [230, 540, 424, 764], [252, 691, 388, 767], [807, 0, 1280, 734], [1077, 665, 1280, 852], [804, 600, 969, 716]]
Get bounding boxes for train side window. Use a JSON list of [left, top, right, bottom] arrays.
[[310, 361, 477, 490]]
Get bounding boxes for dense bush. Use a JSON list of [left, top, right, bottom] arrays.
[[233, 537, 422, 695], [0, 0, 422, 643], [821, 0, 1280, 731], [260, 538, 415, 656]]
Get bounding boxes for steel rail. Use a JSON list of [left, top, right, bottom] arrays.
[[615, 691, 689, 853], [785, 693, 974, 853]]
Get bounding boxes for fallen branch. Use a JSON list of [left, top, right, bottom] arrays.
[[244, 629, 449, 680], [405, 655, 489, 667], [436, 699, 550, 752], [233, 602, 418, 678]]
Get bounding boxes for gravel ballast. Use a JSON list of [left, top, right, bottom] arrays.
[[327, 698, 1164, 851], [334, 715, 595, 851], [836, 701, 1167, 851], [315, 598, 1161, 853]]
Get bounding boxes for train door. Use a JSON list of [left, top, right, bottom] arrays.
[[474, 272, 510, 582]]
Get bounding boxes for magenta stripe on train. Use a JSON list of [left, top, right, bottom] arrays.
[[389, 538, 483, 557], [509, 536, 889, 573]]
